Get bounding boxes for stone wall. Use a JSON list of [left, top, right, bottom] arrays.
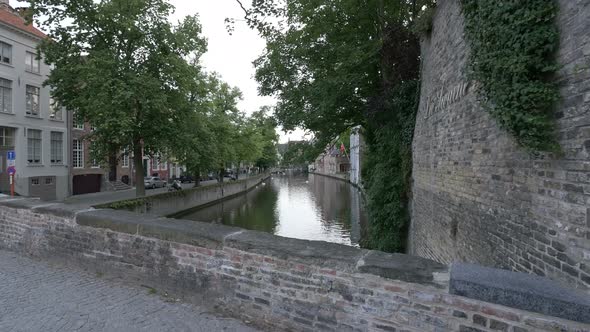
[[0, 197, 588, 331], [99, 174, 269, 217], [410, 0, 590, 291]]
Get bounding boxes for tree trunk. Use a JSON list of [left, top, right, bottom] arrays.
[[133, 142, 145, 197], [218, 168, 225, 183], [108, 148, 118, 182], [193, 167, 200, 187]]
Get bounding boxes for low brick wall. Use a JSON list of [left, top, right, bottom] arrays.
[[98, 174, 269, 217], [0, 198, 588, 332]]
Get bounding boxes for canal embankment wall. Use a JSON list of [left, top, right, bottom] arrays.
[[0, 197, 588, 331], [411, 0, 590, 291], [96, 174, 269, 217]]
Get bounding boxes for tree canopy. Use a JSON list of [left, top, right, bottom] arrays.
[[31, 0, 208, 196]]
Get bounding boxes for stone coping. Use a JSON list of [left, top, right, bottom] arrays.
[[450, 263, 590, 324], [2, 196, 589, 325]]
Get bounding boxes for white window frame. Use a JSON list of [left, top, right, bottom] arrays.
[[90, 142, 99, 168], [25, 85, 40, 117], [0, 41, 11, 65], [73, 139, 83, 168], [25, 51, 40, 73], [50, 131, 63, 165], [27, 129, 42, 165], [49, 97, 62, 120], [121, 148, 129, 168], [0, 78, 12, 114], [0, 126, 15, 147]]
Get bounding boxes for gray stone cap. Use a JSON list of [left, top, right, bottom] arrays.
[[450, 263, 590, 324]]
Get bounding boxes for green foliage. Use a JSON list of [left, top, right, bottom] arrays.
[[461, 0, 560, 152], [31, 0, 208, 196], [239, 0, 429, 144], [239, 0, 432, 252], [412, 5, 436, 36], [362, 80, 419, 252]]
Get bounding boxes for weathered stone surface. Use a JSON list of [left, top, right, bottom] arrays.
[[0, 197, 44, 209], [77, 209, 243, 249], [357, 250, 447, 287], [410, 0, 590, 291], [2, 198, 590, 331], [450, 263, 590, 324], [33, 203, 86, 219], [225, 229, 366, 272]]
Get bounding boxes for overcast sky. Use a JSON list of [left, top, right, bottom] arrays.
[[12, 0, 305, 143]]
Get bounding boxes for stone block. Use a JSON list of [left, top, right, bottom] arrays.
[[77, 209, 243, 249], [356, 251, 448, 287], [450, 263, 590, 324], [224, 230, 365, 272]]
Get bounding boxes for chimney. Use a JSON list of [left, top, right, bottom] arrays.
[[0, 1, 13, 13], [15, 7, 33, 22]]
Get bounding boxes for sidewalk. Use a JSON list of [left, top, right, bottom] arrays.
[[0, 250, 259, 332]]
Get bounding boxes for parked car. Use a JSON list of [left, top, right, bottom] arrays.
[[144, 177, 166, 189], [179, 175, 194, 183]]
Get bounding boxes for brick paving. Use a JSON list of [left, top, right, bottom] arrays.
[[0, 250, 259, 332]]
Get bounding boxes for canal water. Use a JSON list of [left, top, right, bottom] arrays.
[[177, 173, 367, 247]]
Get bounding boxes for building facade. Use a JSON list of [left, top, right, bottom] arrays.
[[349, 126, 364, 186], [69, 119, 108, 195], [0, 2, 69, 200]]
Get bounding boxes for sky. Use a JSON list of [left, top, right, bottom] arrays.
[[12, 0, 305, 143]]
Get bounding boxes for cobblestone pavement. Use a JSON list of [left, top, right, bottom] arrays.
[[0, 250, 259, 332]]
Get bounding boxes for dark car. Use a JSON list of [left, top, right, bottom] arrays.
[[179, 175, 194, 183]]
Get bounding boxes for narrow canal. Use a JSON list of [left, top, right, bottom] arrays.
[[177, 173, 367, 247]]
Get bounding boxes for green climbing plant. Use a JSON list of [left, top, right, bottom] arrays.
[[461, 0, 560, 152]]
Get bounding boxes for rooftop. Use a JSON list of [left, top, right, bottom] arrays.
[[0, 5, 46, 39]]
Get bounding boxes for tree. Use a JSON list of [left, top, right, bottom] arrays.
[[30, 0, 207, 196], [251, 107, 279, 170], [235, 0, 433, 252]]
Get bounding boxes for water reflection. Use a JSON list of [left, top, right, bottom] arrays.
[[177, 173, 367, 246]]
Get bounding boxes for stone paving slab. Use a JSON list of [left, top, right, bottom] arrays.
[[0, 250, 259, 332]]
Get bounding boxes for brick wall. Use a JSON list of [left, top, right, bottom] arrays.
[[0, 198, 588, 331], [99, 174, 269, 217], [411, 0, 590, 291]]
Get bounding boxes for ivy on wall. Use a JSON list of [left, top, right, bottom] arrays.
[[362, 80, 420, 252], [461, 0, 560, 152]]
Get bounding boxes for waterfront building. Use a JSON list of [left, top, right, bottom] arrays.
[[0, 1, 69, 200]]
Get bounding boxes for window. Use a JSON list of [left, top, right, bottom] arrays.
[[0, 42, 11, 64], [161, 160, 167, 170], [27, 129, 42, 164], [49, 97, 62, 120], [121, 148, 129, 168], [73, 112, 84, 130], [153, 157, 159, 170], [25, 52, 40, 73], [0, 78, 11, 113], [90, 142, 100, 168], [73, 139, 83, 168], [0, 127, 14, 147], [50, 132, 63, 164], [26, 85, 40, 117], [31, 178, 40, 185], [45, 177, 53, 185]]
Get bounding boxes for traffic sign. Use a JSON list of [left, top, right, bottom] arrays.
[[7, 166, 15, 176], [7, 159, 15, 167], [7, 150, 15, 160]]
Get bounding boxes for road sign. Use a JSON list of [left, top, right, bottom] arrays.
[[7, 159, 15, 167], [7, 166, 15, 176], [7, 150, 15, 160]]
